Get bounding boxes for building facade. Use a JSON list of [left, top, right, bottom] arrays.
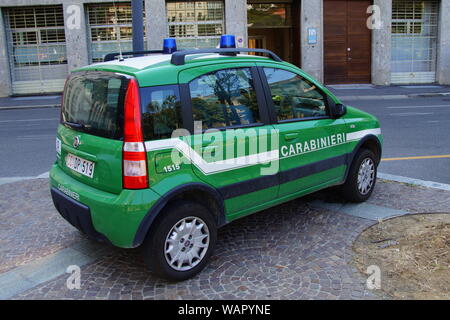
[[0, 0, 449, 96]]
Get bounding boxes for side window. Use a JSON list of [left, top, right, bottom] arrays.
[[263, 68, 328, 121], [140, 85, 183, 141], [189, 68, 261, 130]]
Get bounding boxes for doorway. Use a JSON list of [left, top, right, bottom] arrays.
[[247, 1, 300, 66], [324, 0, 372, 84]]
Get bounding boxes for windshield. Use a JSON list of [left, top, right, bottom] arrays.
[[61, 71, 128, 139]]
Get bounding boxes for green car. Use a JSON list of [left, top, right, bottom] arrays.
[[50, 36, 382, 281]]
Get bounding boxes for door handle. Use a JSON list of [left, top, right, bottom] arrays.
[[284, 132, 299, 141]]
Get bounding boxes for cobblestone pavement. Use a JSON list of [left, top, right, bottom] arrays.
[[1, 178, 448, 300]]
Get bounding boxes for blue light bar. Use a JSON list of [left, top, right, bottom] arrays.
[[220, 35, 236, 48], [163, 38, 177, 54]]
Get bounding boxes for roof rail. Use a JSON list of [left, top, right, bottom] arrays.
[[170, 48, 283, 66], [104, 50, 164, 62]]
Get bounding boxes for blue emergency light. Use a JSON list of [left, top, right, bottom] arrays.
[[163, 38, 177, 54], [220, 35, 236, 48]]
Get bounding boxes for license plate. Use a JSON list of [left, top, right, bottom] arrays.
[[65, 153, 95, 178]]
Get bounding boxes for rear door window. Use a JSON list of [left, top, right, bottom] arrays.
[[189, 68, 262, 130], [62, 72, 127, 139], [140, 85, 183, 141]]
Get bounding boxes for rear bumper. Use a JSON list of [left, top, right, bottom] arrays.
[[49, 164, 160, 248], [51, 187, 109, 243]]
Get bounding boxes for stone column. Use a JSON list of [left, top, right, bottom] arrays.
[[63, 2, 89, 70], [300, 0, 323, 82], [371, 0, 392, 86], [225, 0, 248, 47], [145, 0, 167, 50], [437, 0, 450, 84], [0, 8, 12, 97]]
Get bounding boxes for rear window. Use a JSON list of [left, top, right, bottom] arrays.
[[140, 85, 183, 141], [62, 72, 127, 139]]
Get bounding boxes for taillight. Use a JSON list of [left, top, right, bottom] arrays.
[[123, 78, 148, 189]]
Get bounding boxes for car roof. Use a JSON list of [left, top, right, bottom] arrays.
[[73, 52, 294, 87]]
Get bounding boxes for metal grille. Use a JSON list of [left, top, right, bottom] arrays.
[[4, 5, 68, 94], [166, 1, 224, 49], [87, 2, 146, 63], [391, 0, 439, 84]]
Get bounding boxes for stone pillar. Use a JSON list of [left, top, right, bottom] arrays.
[[437, 0, 450, 84], [300, 0, 323, 82], [145, 0, 167, 50], [225, 0, 248, 46], [372, 0, 392, 86], [63, 2, 89, 70], [0, 8, 12, 97]]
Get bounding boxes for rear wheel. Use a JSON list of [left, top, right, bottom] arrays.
[[143, 200, 217, 281], [341, 148, 378, 202]]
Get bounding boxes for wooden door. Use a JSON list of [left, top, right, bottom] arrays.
[[324, 0, 372, 84]]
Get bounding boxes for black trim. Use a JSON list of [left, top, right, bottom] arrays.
[[251, 66, 271, 126], [171, 48, 283, 66], [179, 83, 194, 134], [279, 154, 347, 184], [132, 183, 226, 247], [51, 188, 109, 243], [219, 174, 279, 200], [218, 154, 349, 199]]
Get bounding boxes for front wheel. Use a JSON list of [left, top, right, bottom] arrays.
[[142, 200, 217, 281], [340, 148, 378, 202]]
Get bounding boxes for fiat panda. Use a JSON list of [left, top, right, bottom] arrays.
[[50, 35, 382, 281]]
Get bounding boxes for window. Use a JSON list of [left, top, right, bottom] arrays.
[[140, 85, 183, 141], [247, 3, 292, 28], [166, 1, 224, 49], [263, 68, 327, 121], [4, 6, 67, 67], [62, 72, 127, 140], [189, 68, 261, 130], [86, 3, 146, 63]]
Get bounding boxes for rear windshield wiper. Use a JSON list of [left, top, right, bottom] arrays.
[[63, 121, 91, 130]]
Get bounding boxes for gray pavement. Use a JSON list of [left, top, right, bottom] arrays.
[[0, 177, 448, 300]]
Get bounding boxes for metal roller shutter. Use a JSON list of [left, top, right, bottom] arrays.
[[391, 0, 439, 84], [4, 5, 68, 95]]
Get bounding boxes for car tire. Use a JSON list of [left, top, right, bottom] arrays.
[[142, 200, 217, 281], [340, 148, 378, 203]]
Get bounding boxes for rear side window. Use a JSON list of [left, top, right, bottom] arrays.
[[140, 85, 183, 141], [62, 72, 127, 139], [189, 68, 261, 130], [263, 68, 328, 121]]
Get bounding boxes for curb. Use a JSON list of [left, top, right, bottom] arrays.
[[337, 92, 450, 101], [0, 104, 60, 111]]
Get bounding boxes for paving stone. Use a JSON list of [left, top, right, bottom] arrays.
[[1, 179, 448, 300]]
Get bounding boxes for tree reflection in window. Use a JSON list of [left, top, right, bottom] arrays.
[[263, 68, 327, 121], [141, 85, 183, 141], [190, 68, 261, 130]]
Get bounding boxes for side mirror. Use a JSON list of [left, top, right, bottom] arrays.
[[327, 96, 347, 118]]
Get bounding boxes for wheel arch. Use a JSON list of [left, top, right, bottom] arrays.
[[132, 183, 226, 247], [344, 134, 382, 181]]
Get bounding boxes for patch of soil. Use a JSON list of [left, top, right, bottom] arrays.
[[353, 213, 450, 300]]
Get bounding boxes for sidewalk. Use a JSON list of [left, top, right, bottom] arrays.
[[1, 85, 450, 110], [326, 84, 450, 101]]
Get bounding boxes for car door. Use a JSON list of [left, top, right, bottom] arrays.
[[257, 63, 350, 198], [179, 64, 279, 217]]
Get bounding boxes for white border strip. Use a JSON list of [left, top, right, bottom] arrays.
[[378, 172, 450, 192]]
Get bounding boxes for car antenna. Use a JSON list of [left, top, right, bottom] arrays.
[[112, 0, 124, 61]]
